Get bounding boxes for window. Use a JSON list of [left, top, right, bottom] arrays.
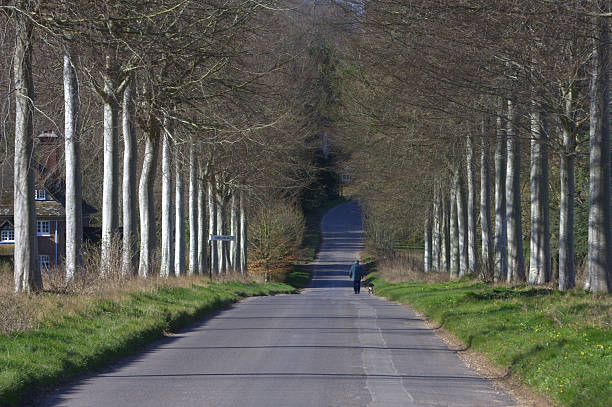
[[0, 229, 14, 242], [35, 189, 46, 200], [39, 255, 50, 270], [37, 220, 50, 236]]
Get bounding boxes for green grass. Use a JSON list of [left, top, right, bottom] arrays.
[[394, 243, 424, 250], [0, 281, 296, 406], [298, 231, 320, 263], [285, 267, 311, 288], [366, 275, 611, 407]]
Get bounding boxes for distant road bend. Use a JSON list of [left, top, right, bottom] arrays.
[[41, 201, 516, 407]]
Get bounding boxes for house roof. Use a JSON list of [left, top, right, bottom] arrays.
[[0, 143, 97, 219], [0, 186, 96, 219], [46, 182, 98, 216], [0, 219, 14, 229], [0, 200, 65, 218]]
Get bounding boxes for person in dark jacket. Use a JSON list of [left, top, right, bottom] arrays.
[[349, 260, 363, 294]]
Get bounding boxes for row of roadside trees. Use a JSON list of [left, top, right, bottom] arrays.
[[2, 0, 330, 293], [329, 0, 611, 293]]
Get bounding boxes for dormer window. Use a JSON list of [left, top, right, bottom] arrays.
[[35, 189, 46, 200], [0, 229, 14, 243], [37, 220, 51, 236]]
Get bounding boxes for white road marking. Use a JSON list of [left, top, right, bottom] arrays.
[[357, 304, 415, 406]]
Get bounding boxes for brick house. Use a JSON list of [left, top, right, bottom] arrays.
[[0, 131, 96, 269]]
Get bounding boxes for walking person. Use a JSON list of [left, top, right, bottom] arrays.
[[349, 260, 363, 294]]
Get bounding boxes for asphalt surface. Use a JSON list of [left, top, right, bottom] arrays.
[[40, 201, 516, 407]]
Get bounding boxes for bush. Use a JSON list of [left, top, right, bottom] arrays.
[[286, 267, 311, 288], [248, 200, 305, 281]]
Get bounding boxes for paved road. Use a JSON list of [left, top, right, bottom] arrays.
[[40, 201, 515, 407]]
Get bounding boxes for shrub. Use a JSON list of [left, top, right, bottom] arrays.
[[248, 200, 305, 281]]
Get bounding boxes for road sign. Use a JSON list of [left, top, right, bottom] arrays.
[[210, 235, 236, 241]]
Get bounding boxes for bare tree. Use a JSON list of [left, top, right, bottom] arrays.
[[216, 184, 226, 272], [424, 215, 432, 272], [480, 119, 493, 279], [160, 118, 174, 277], [98, 58, 127, 275], [230, 191, 238, 272], [432, 187, 441, 270], [466, 135, 478, 274], [559, 88, 576, 290], [13, 3, 41, 292], [586, 0, 612, 293], [456, 162, 468, 277], [240, 190, 248, 274], [493, 109, 508, 282], [441, 191, 450, 273], [188, 142, 198, 275], [175, 144, 186, 276], [450, 179, 459, 279], [138, 115, 160, 278], [121, 79, 137, 276], [197, 167, 207, 276], [528, 103, 551, 285], [506, 96, 525, 283], [63, 49, 83, 283], [208, 173, 218, 273]]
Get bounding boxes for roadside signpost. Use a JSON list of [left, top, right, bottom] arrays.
[[209, 235, 236, 241], [208, 235, 236, 279]]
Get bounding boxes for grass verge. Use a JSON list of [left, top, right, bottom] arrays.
[[285, 267, 311, 289], [0, 280, 296, 406], [366, 274, 611, 407]]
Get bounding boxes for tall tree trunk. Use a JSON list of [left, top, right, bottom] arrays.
[[100, 69, 119, 275], [13, 8, 40, 293], [223, 194, 230, 268], [586, 0, 612, 293], [240, 190, 248, 274], [230, 191, 238, 272], [506, 96, 526, 283], [174, 146, 186, 276], [424, 216, 432, 272], [63, 52, 83, 284], [208, 175, 218, 273], [529, 105, 551, 285], [441, 191, 450, 273], [121, 79, 137, 277], [480, 120, 493, 280], [466, 135, 478, 274], [494, 109, 508, 282], [160, 122, 174, 277], [559, 90, 576, 291], [138, 128, 160, 278], [197, 170, 207, 275], [432, 187, 441, 270], [217, 187, 225, 272], [450, 180, 459, 279], [188, 143, 198, 275], [455, 163, 468, 276]]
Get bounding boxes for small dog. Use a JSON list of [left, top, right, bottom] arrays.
[[367, 284, 374, 295]]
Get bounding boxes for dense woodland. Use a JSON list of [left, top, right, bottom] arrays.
[[1, 1, 611, 294]]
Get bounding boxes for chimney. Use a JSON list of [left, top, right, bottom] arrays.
[[37, 130, 60, 181]]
